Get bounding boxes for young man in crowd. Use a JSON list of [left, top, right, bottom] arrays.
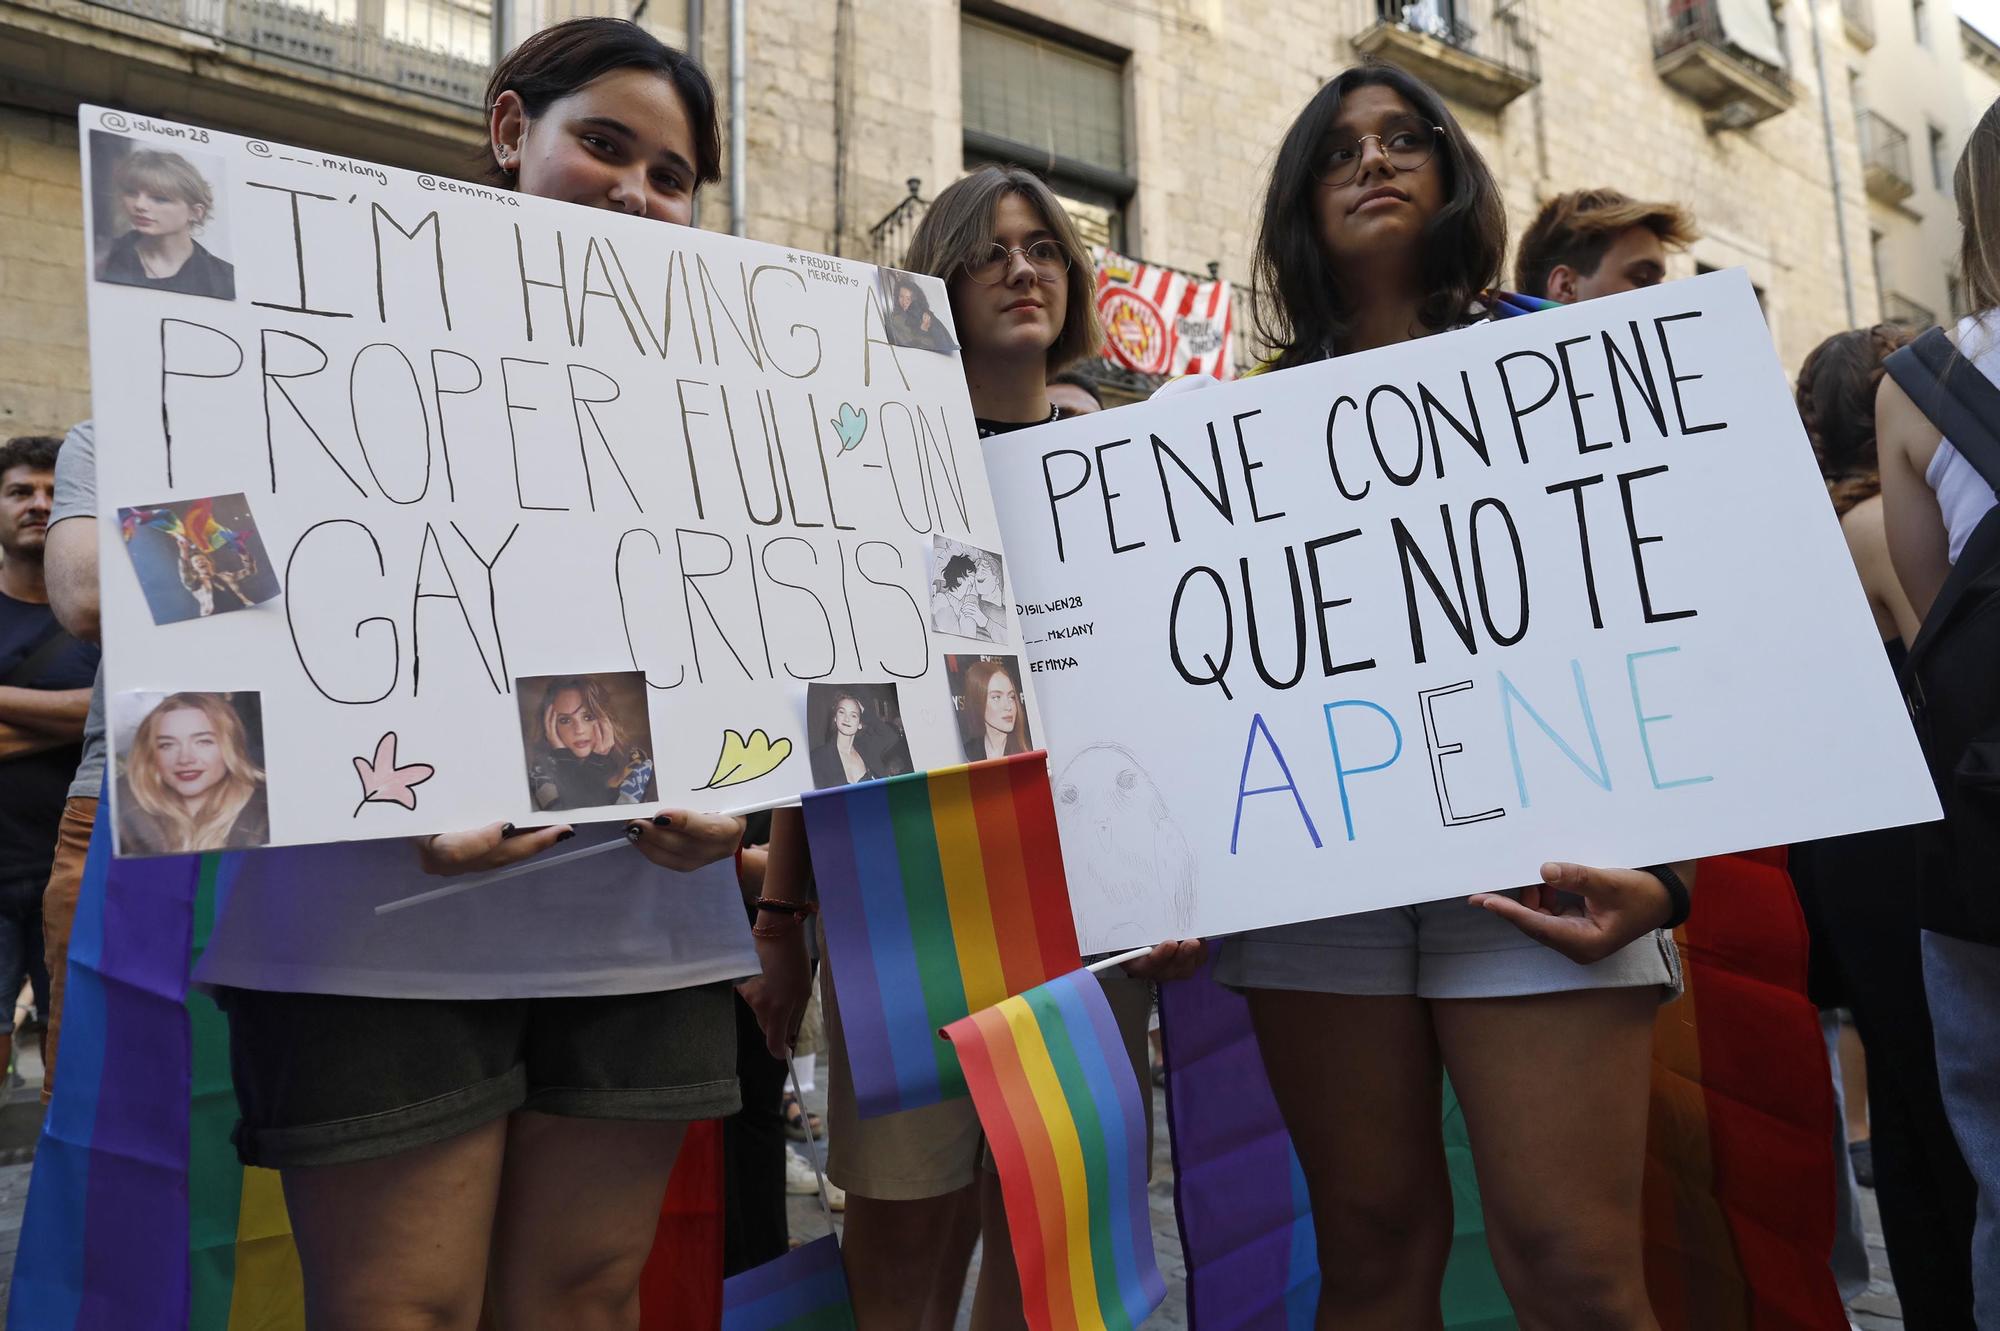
[[0, 435, 97, 1084], [1514, 187, 1697, 304]]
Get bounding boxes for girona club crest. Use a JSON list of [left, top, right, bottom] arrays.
[[1098, 286, 1171, 375]]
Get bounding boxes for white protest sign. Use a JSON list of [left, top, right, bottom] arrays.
[[81, 108, 1041, 855], [983, 272, 1940, 952]]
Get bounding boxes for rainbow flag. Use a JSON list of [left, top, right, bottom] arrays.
[[9, 799, 734, 1331], [1643, 850, 1847, 1330], [1156, 959, 1513, 1331], [942, 969, 1164, 1331], [804, 751, 1083, 1117], [721, 1236, 857, 1331], [9, 818, 305, 1329]]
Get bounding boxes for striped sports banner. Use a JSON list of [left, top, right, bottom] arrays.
[[721, 1235, 857, 1331], [804, 750, 1083, 1117], [942, 969, 1165, 1331], [1092, 247, 1236, 380]]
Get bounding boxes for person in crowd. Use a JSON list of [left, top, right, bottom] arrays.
[[1513, 186, 1696, 304], [1790, 324, 1978, 1327], [1166, 65, 1694, 1331], [524, 675, 656, 810], [95, 148, 237, 300], [39, 425, 109, 1105], [761, 163, 1204, 1331], [1877, 92, 2000, 1328], [959, 658, 1027, 762], [1046, 369, 1104, 416], [135, 23, 812, 1331], [115, 692, 269, 853], [0, 435, 95, 1083], [809, 691, 880, 789]]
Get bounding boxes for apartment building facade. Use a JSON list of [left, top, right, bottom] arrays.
[[4, 0, 1983, 434]]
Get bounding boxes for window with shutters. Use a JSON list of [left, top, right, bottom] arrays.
[[960, 15, 1134, 250]]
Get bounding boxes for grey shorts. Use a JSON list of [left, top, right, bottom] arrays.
[[219, 982, 741, 1169], [1214, 891, 1682, 1000]]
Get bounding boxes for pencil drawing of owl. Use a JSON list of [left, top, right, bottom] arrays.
[[1053, 742, 1197, 950]]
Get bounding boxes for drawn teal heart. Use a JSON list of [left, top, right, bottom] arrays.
[[831, 401, 867, 452]]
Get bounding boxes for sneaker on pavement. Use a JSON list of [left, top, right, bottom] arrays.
[[784, 1148, 846, 1211]]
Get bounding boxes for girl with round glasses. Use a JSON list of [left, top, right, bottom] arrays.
[[1164, 64, 1693, 1330]]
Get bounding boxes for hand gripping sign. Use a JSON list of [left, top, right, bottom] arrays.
[[981, 272, 1939, 951]]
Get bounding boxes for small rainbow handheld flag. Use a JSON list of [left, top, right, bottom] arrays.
[[722, 1235, 857, 1331], [943, 969, 1164, 1331], [804, 750, 1083, 1117]]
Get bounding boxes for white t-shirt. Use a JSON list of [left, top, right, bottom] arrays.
[[194, 825, 758, 999]]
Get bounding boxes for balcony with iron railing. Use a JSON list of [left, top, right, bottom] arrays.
[[1841, 0, 1875, 48], [1651, 0, 1795, 131], [3, 0, 639, 171], [72, 0, 646, 109], [1858, 108, 1916, 204], [1882, 292, 1937, 329], [1346, 0, 1539, 110]]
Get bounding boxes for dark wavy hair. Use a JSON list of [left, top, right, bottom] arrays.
[[1252, 63, 1506, 371], [1794, 324, 1913, 515], [480, 18, 721, 189], [0, 435, 61, 479]]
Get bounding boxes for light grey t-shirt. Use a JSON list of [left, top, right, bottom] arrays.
[[48, 421, 105, 802]]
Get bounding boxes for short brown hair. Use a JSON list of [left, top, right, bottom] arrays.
[[1514, 189, 1697, 298], [900, 166, 1103, 374]]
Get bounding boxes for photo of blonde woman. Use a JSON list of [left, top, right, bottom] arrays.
[[90, 136, 237, 301], [516, 671, 659, 811], [112, 691, 270, 855]]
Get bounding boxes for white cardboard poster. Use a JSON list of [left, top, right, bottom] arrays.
[[983, 272, 1941, 951], [80, 108, 1038, 854]]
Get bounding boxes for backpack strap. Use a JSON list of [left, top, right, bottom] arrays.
[[1883, 325, 2000, 495]]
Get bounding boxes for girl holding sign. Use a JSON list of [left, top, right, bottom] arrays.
[[759, 164, 1205, 1331], [1186, 66, 1696, 1331], [198, 22, 811, 1331]]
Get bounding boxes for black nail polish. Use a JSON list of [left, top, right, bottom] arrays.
[[652, 813, 673, 828], [500, 822, 523, 839], [624, 825, 642, 843], [557, 829, 575, 842]]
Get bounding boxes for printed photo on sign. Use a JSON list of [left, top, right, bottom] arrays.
[[516, 671, 659, 812], [875, 268, 959, 354], [117, 493, 277, 625], [111, 691, 269, 856], [928, 538, 1008, 642], [88, 132, 237, 301], [806, 682, 913, 789], [945, 654, 1032, 763]]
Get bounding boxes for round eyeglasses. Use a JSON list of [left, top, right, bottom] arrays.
[[962, 240, 1071, 286], [1314, 123, 1444, 187]]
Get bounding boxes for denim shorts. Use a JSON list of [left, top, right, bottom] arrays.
[[1214, 891, 1682, 1000], [217, 982, 740, 1169]]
